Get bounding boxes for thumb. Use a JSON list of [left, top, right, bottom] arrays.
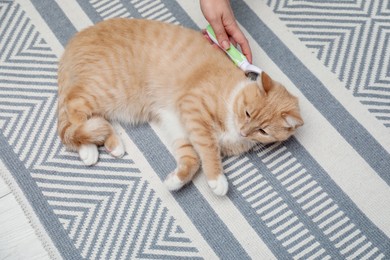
[[210, 22, 230, 50]]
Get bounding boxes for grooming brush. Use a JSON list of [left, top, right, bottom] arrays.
[[205, 24, 262, 80]]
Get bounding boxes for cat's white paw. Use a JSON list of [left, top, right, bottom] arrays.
[[108, 141, 125, 158], [164, 171, 185, 191], [79, 144, 99, 166], [208, 174, 229, 196]]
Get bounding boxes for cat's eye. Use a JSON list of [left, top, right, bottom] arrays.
[[259, 128, 268, 135], [245, 110, 251, 118]]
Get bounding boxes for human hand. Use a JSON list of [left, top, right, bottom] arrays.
[[200, 0, 252, 63]]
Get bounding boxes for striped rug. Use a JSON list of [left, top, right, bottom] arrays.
[[0, 0, 389, 259]]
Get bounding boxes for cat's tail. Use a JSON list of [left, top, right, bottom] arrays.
[[57, 99, 112, 150], [58, 117, 113, 150]]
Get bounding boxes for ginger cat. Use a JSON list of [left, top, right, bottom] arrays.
[[57, 18, 303, 196]]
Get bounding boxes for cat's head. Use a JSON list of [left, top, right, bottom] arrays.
[[233, 72, 303, 144]]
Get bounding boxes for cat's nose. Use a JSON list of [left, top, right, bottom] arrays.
[[240, 130, 247, 137]]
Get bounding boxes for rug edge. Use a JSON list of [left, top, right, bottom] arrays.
[[0, 163, 62, 260]]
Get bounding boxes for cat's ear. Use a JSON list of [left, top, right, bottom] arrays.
[[259, 72, 273, 94], [282, 112, 304, 128]]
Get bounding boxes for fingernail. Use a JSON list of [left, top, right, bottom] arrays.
[[221, 40, 230, 50]]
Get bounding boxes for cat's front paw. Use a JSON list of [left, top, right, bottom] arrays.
[[164, 171, 185, 191], [105, 138, 125, 158], [208, 174, 228, 196], [108, 142, 125, 158], [79, 144, 99, 166]]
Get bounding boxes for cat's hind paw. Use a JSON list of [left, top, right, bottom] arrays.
[[79, 144, 99, 166], [208, 174, 228, 196], [164, 171, 185, 191]]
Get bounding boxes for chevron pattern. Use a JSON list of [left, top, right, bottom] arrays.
[[90, 0, 131, 19], [256, 143, 384, 259], [224, 155, 331, 259], [266, 0, 390, 127], [2, 0, 389, 259], [0, 1, 58, 166], [0, 1, 200, 258], [131, 0, 179, 24], [224, 143, 384, 259]]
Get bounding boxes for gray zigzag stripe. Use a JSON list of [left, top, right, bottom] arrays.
[[255, 143, 384, 259], [1, 1, 202, 259], [223, 141, 389, 259], [0, 135, 82, 259], [90, 0, 131, 19], [224, 154, 335, 259], [0, 4, 57, 167], [24, 0, 390, 258], [266, 0, 390, 127], [233, 0, 390, 184]]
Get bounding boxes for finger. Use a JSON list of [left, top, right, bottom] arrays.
[[210, 21, 230, 50], [240, 41, 252, 64], [230, 30, 252, 63], [229, 36, 237, 48]]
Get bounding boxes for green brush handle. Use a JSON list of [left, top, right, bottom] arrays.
[[205, 25, 262, 74]]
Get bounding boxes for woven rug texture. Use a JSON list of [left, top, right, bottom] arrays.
[[0, 0, 389, 259]]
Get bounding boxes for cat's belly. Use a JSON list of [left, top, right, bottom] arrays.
[[219, 132, 257, 156]]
